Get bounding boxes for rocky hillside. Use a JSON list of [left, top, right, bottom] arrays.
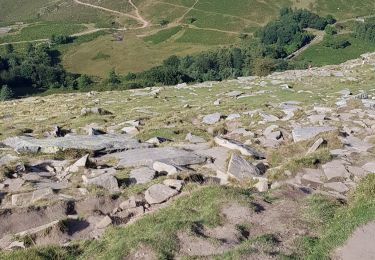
[[0, 53, 375, 259]]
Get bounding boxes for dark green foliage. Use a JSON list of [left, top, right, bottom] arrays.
[[325, 26, 337, 35], [354, 21, 375, 42], [106, 68, 121, 85], [51, 34, 73, 45], [76, 74, 93, 89], [0, 43, 76, 98], [159, 19, 169, 26], [0, 84, 13, 101], [323, 35, 351, 49]]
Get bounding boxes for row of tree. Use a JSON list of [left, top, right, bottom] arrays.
[[355, 21, 375, 42]]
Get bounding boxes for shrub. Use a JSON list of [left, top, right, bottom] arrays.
[[0, 85, 13, 101]]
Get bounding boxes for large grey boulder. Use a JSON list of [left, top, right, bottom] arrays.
[[82, 173, 119, 192], [214, 137, 265, 159], [108, 147, 204, 168], [227, 154, 261, 180], [292, 126, 336, 142], [145, 184, 178, 204], [3, 134, 151, 154], [129, 167, 155, 184], [202, 113, 221, 125]]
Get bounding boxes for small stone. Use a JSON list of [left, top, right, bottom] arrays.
[[202, 113, 221, 125], [146, 137, 170, 145], [129, 167, 155, 184], [96, 216, 112, 229], [83, 173, 119, 192], [144, 184, 178, 204], [214, 99, 221, 106], [121, 126, 139, 135], [119, 196, 137, 210]]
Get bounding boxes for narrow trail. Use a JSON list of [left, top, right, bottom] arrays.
[[176, 0, 199, 23], [287, 30, 325, 60], [73, 0, 149, 29]]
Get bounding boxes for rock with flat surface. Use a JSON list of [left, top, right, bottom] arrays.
[[0, 154, 18, 167], [145, 184, 178, 204], [214, 136, 265, 159], [347, 166, 370, 180], [226, 91, 243, 97], [96, 216, 112, 229], [301, 168, 324, 189], [227, 154, 261, 180], [146, 137, 170, 145], [306, 138, 325, 155], [153, 161, 179, 175], [83, 173, 119, 192], [129, 167, 155, 184], [3, 134, 151, 154], [322, 160, 349, 181], [226, 114, 241, 121], [254, 178, 269, 192], [81, 107, 111, 116], [11, 188, 53, 206], [185, 133, 206, 143], [292, 126, 336, 142], [362, 162, 375, 173], [323, 182, 349, 194], [163, 179, 184, 191], [202, 113, 221, 125], [110, 147, 204, 168], [66, 154, 89, 173]]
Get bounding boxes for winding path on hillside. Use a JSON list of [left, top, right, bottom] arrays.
[[73, 0, 150, 29], [286, 30, 325, 60]]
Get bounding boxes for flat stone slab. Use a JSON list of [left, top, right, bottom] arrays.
[[227, 154, 260, 180], [108, 147, 203, 168], [214, 137, 265, 159], [145, 184, 178, 204], [323, 182, 349, 194], [4, 134, 151, 154], [83, 173, 119, 192], [202, 113, 221, 125], [322, 160, 350, 182], [129, 167, 156, 184], [301, 168, 324, 189], [0, 154, 18, 167], [292, 126, 336, 142], [362, 162, 375, 173]]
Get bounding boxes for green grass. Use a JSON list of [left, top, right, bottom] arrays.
[[299, 174, 375, 259], [297, 34, 375, 66], [143, 26, 182, 44], [80, 185, 252, 259], [175, 28, 239, 45], [0, 22, 85, 43]]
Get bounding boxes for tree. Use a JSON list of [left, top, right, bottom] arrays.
[[252, 58, 276, 76], [107, 69, 121, 85], [77, 74, 92, 89], [325, 26, 337, 35], [4, 44, 14, 54], [0, 85, 13, 101]]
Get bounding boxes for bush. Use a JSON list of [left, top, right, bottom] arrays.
[[323, 36, 351, 49], [77, 74, 93, 89], [325, 26, 337, 35], [0, 85, 13, 101]]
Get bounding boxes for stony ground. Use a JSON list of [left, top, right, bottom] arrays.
[[0, 53, 375, 259]]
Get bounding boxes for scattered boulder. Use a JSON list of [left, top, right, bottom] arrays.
[[144, 184, 178, 204], [202, 113, 221, 125], [163, 179, 184, 191], [146, 137, 170, 145], [254, 178, 269, 192], [322, 160, 350, 182], [121, 126, 139, 136], [153, 161, 179, 175], [0, 154, 19, 167], [81, 107, 111, 116], [66, 154, 89, 173], [306, 138, 326, 155], [323, 182, 349, 194], [82, 173, 119, 192], [226, 114, 241, 121], [227, 154, 261, 180], [129, 167, 156, 184], [11, 188, 53, 206], [214, 136, 265, 159], [301, 168, 324, 189], [96, 216, 112, 229], [292, 126, 336, 142], [185, 133, 206, 143], [362, 162, 375, 173], [226, 91, 243, 98]]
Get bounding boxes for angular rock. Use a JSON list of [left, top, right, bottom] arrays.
[[66, 154, 89, 173], [3, 134, 150, 154], [96, 216, 112, 229], [306, 138, 325, 155], [347, 166, 370, 179], [3, 178, 24, 192], [83, 173, 119, 192], [119, 196, 137, 210], [260, 113, 278, 122], [121, 126, 139, 136], [292, 126, 336, 142], [323, 182, 349, 194], [227, 154, 261, 180], [322, 160, 350, 182], [146, 137, 170, 145], [0, 154, 19, 167], [202, 113, 221, 125], [163, 179, 184, 191], [362, 162, 375, 173], [153, 161, 179, 175], [226, 114, 241, 121], [145, 184, 178, 204], [254, 178, 268, 192], [129, 167, 155, 184], [110, 147, 204, 168], [214, 136, 265, 159], [11, 188, 53, 206], [301, 168, 324, 189], [185, 133, 206, 144]]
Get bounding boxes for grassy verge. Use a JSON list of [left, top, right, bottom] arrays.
[[299, 174, 375, 259], [143, 26, 182, 44]]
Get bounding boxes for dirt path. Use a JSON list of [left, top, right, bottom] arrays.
[[287, 30, 325, 60], [73, 0, 149, 29], [334, 221, 375, 260], [0, 38, 49, 46], [176, 0, 199, 23]]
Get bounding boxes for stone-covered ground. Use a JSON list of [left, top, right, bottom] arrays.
[[0, 53, 375, 259]]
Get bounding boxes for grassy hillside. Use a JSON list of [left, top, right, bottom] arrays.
[[1, 0, 375, 76]]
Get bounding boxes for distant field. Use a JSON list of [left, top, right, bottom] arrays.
[[297, 34, 375, 66], [0, 22, 85, 43], [2, 0, 375, 77]]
